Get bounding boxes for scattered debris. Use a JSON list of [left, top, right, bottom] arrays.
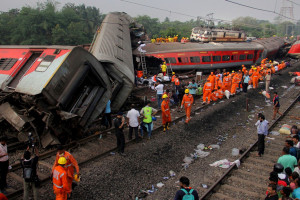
[[156, 182, 164, 188], [209, 159, 233, 168]]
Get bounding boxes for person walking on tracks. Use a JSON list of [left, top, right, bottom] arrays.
[[52, 145, 80, 194], [52, 157, 71, 200], [255, 113, 269, 157], [140, 102, 158, 139], [272, 92, 283, 120], [126, 104, 140, 142], [114, 112, 126, 155], [21, 146, 39, 200], [174, 176, 199, 200], [161, 94, 171, 132], [181, 89, 194, 124]]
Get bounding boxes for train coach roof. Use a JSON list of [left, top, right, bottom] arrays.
[[134, 42, 264, 54], [0, 45, 76, 49]]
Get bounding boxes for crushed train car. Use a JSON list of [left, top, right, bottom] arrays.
[[0, 46, 112, 147]]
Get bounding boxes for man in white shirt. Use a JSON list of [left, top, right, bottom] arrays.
[[126, 104, 141, 142], [255, 113, 269, 157], [293, 135, 300, 148], [155, 81, 164, 108], [0, 136, 9, 193]]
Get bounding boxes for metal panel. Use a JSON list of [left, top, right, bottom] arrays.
[[0, 102, 28, 131]]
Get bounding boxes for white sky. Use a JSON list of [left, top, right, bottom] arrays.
[[1, 0, 299, 23]]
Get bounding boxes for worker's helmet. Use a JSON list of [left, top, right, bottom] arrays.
[[162, 94, 168, 99], [261, 67, 263, 69], [273, 163, 284, 173], [242, 65, 244, 67], [269, 60, 272, 63], [58, 157, 67, 165], [172, 72, 175, 75], [185, 89, 189, 94], [254, 68, 257, 70], [281, 61, 284, 63], [232, 70, 235, 73], [163, 62, 166, 64]]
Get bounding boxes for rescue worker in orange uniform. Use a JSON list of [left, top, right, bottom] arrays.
[[174, 75, 180, 94], [271, 64, 276, 74], [53, 157, 71, 200], [231, 72, 239, 95], [52, 146, 79, 194], [208, 72, 216, 91], [203, 78, 212, 104], [222, 73, 229, 92], [215, 75, 222, 90], [211, 91, 218, 102], [242, 65, 247, 74], [161, 94, 171, 132], [252, 68, 259, 89], [171, 72, 176, 82], [216, 89, 224, 99], [248, 66, 254, 76], [181, 89, 193, 124]]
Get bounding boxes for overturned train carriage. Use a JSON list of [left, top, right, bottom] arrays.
[[89, 12, 135, 112], [0, 46, 112, 147]]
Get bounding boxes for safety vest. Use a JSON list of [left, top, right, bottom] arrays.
[[143, 107, 152, 123], [175, 78, 180, 86], [171, 75, 175, 82], [53, 165, 69, 193]]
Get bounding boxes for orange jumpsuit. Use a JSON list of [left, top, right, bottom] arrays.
[[53, 165, 71, 200], [222, 75, 229, 91], [161, 99, 171, 125], [203, 82, 212, 103], [216, 89, 224, 99], [215, 77, 222, 90], [211, 91, 218, 102], [271, 66, 275, 74], [181, 94, 193, 123], [252, 71, 259, 89], [52, 151, 79, 192], [208, 74, 216, 90], [231, 74, 240, 95], [171, 75, 176, 82]]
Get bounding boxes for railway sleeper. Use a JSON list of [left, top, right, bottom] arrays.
[[220, 184, 265, 199], [211, 192, 240, 200], [227, 175, 266, 191], [247, 156, 275, 167], [235, 169, 269, 181]]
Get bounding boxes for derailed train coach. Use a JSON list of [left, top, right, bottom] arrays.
[[0, 12, 136, 147]]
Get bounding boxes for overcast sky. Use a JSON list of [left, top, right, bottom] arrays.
[[1, 0, 299, 23]]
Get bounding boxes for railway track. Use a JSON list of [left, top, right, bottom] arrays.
[[200, 92, 300, 200], [6, 63, 299, 199]]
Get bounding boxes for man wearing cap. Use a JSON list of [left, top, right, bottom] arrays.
[[0, 137, 9, 194], [114, 112, 126, 155], [161, 94, 171, 132], [52, 146, 79, 193], [140, 102, 158, 139], [181, 89, 194, 124], [53, 157, 71, 200]]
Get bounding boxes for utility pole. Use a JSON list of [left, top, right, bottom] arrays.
[[206, 13, 214, 27], [279, 0, 294, 22]]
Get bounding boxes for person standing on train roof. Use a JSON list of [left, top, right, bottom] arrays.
[[181, 89, 193, 124], [161, 94, 171, 132], [160, 62, 167, 76], [52, 145, 80, 195], [202, 78, 212, 105], [187, 79, 197, 105], [52, 157, 71, 200]]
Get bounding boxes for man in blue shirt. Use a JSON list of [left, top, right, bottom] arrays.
[[255, 113, 269, 157], [188, 79, 198, 105], [103, 100, 112, 129]]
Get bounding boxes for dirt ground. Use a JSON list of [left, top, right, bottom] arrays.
[[36, 63, 300, 200]]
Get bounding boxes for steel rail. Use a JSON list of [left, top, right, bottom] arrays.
[[199, 92, 300, 200]]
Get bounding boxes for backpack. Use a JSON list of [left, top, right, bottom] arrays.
[[23, 159, 34, 182], [181, 189, 194, 200]]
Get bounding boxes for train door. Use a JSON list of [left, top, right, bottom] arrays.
[[253, 50, 258, 62], [7, 52, 42, 89]]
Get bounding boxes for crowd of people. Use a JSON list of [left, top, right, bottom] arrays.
[[264, 125, 300, 200]]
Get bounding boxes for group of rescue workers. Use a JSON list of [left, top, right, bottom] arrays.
[[157, 58, 289, 127]]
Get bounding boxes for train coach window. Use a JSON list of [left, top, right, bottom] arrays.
[[0, 58, 18, 71], [231, 55, 238, 61], [222, 55, 230, 61], [36, 55, 56, 72], [213, 56, 221, 62], [239, 55, 246, 60], [202, 56, 211, 62], [178, 57, 188, 63], [190, 56, 200, 63], [164, 57, 176, 64], [247, 54, 254, 60]]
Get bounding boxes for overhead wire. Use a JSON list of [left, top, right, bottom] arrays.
[[224, 0, 297, 21], [287, 0, 300, 7]]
